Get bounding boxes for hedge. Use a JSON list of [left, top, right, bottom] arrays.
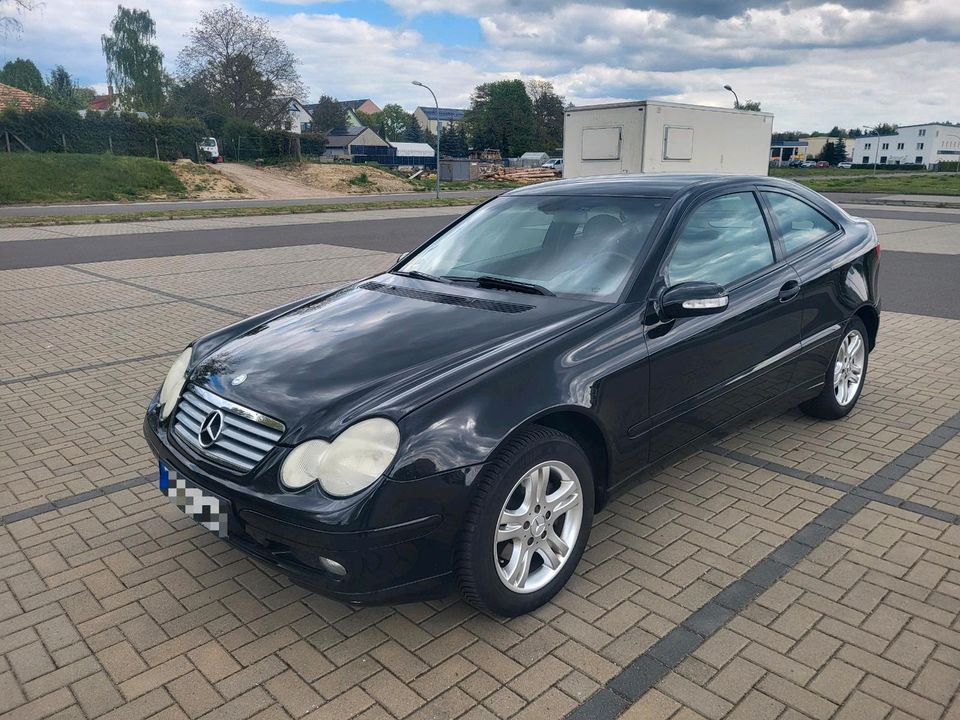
[[0, 107, 326, 162], [0, 107, 206, 160]]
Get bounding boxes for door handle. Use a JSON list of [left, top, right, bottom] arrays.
[[778, 280, 800, 302]]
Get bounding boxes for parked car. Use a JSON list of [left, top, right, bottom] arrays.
[[838, 162, 853, 169], [816, 161, 830, 168], [541, 158, 563, 170], [800, 160, 817, 168], [144, 174, 880, 616], [788, 159, 804, 168], [199, 137, 220, 162]]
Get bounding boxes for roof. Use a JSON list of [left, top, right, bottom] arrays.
[[417, 106, 466, 122], [564, 99, 774, 119], [340, 99, 379, 112], [324, 126, 366, 147], [390, 141, 435, 156], [89, 94, 114, 111], [520, 151, 549, 159], [0, 82, 45, 111], [505, 173, 790, 198]]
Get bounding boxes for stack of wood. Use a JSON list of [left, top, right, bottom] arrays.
[[479, 166, 561, 183]]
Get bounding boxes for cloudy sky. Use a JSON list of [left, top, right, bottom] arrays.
[[2, 0, 958, 131]]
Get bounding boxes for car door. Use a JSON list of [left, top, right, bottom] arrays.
[[643, 190, 803, 461], [757, 188, 848, 387]]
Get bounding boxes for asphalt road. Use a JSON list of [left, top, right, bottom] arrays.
[[2, 210, 958, 320], [0, 190, 499, 217]]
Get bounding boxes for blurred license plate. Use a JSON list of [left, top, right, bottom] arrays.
[[159, 462, 228, 538]]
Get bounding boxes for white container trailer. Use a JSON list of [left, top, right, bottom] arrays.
[[562, 100, 773, 179]]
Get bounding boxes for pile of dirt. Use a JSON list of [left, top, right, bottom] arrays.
[[170, 160, 250, 199], [269, 162, 418, 194]]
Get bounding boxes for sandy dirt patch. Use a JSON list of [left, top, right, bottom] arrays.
[[269, 162, 420, 194], [213, 162, 338, 200], [170, 160, 252, 199]]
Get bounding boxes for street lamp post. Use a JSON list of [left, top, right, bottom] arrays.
[[944, 133, 960, 175], [723, 84, 740, 109], [412, 80, 441, 198], [862, 125, 880, 176]]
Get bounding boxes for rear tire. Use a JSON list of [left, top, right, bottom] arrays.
[[456, 426, 594, 617], [800, 317, 869, 420]]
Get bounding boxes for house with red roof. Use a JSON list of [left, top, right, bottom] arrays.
[[0, 82, 45, 111]]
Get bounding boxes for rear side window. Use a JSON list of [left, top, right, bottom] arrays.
[[762, 192, 838, 254], [666, 192, 775, 288]]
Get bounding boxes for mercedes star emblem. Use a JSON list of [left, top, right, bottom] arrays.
[[198, 410, 224, 448]]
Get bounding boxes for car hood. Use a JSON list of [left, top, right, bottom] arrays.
[[189, 275, 609, 443]]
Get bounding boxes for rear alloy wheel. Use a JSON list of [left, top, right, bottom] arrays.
[[457, 426, 594, 616], [800, 317, 869, 420]]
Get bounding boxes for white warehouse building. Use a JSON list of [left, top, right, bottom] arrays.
[[851, 123, 960, 168]]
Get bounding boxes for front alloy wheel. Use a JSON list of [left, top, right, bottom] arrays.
[[495, 461, 583, 593], [457, 426, 595, 616]]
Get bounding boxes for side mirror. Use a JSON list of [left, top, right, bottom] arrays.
[[661, 282, 729, 319], [397, 252, 409, 263]]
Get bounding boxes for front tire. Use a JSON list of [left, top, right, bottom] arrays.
[[456, 426, 595, 616], [800, 317, 869, 420]]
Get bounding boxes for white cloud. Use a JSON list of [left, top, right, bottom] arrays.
[[2, 0, 958, 130]]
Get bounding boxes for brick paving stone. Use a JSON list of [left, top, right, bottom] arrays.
[[4, 236, 960, 720]]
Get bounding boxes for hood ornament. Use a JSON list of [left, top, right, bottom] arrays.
[[231, 374, 247, 386]]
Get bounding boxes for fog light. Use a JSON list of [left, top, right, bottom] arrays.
[[319, 556, 346, 576]]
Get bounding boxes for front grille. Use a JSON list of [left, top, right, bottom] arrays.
[[173, 385, 284, 473]]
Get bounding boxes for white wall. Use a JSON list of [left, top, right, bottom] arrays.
[[642, 103, 772, 175], [851, 125, 960, 167], [562, 104, 646, 178], [562, 101, 773, 178]]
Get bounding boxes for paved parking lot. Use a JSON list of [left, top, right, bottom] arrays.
[[2, 209, 960, 720]]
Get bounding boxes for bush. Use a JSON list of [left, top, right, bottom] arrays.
[[847, 163, 926, 171], [0, 106, 206, 160], [0, 107, 326, 163]]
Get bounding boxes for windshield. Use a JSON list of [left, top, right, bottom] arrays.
[[397, 195, 666, 302]]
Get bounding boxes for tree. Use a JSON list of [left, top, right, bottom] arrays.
[[404, 115, 426, 143], [818, 138, 847, 165], [0, 57, 43, 93], [1, 0, 37, 37], [771, 131, 802, 142], [177, 3, 305, 126], [378, 103, 411, 141], [735, 99, 762, 111], [101, 5, 166, 114], [310, 95, 346, 132], [439, 124, 468, 157], [43, 66, 93, 110], [465, 79, 535, 157], [527, 79, 565, 152]]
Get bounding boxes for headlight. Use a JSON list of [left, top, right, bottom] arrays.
[[281, 418, 400, 496], [159, 347, 192, 420]]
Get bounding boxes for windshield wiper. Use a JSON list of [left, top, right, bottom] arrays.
[[449, 275, 554, 296], [391, 270, 450, 284]]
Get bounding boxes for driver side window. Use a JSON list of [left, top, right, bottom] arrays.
[[666, 192, 775, 288]]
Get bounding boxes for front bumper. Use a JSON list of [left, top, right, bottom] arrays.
[[144, 406, 481, 604]]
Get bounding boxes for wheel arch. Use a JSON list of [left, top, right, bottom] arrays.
[[854, 304, 879, 350], [523, 407, 612, 512]]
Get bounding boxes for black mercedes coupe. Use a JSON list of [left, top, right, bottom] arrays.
[[144, 174, 880, 616]]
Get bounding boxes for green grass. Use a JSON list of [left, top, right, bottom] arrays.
[[0, 197, 485, 227], [0, 153, 187, 204], [792, 173, 960, 196]]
